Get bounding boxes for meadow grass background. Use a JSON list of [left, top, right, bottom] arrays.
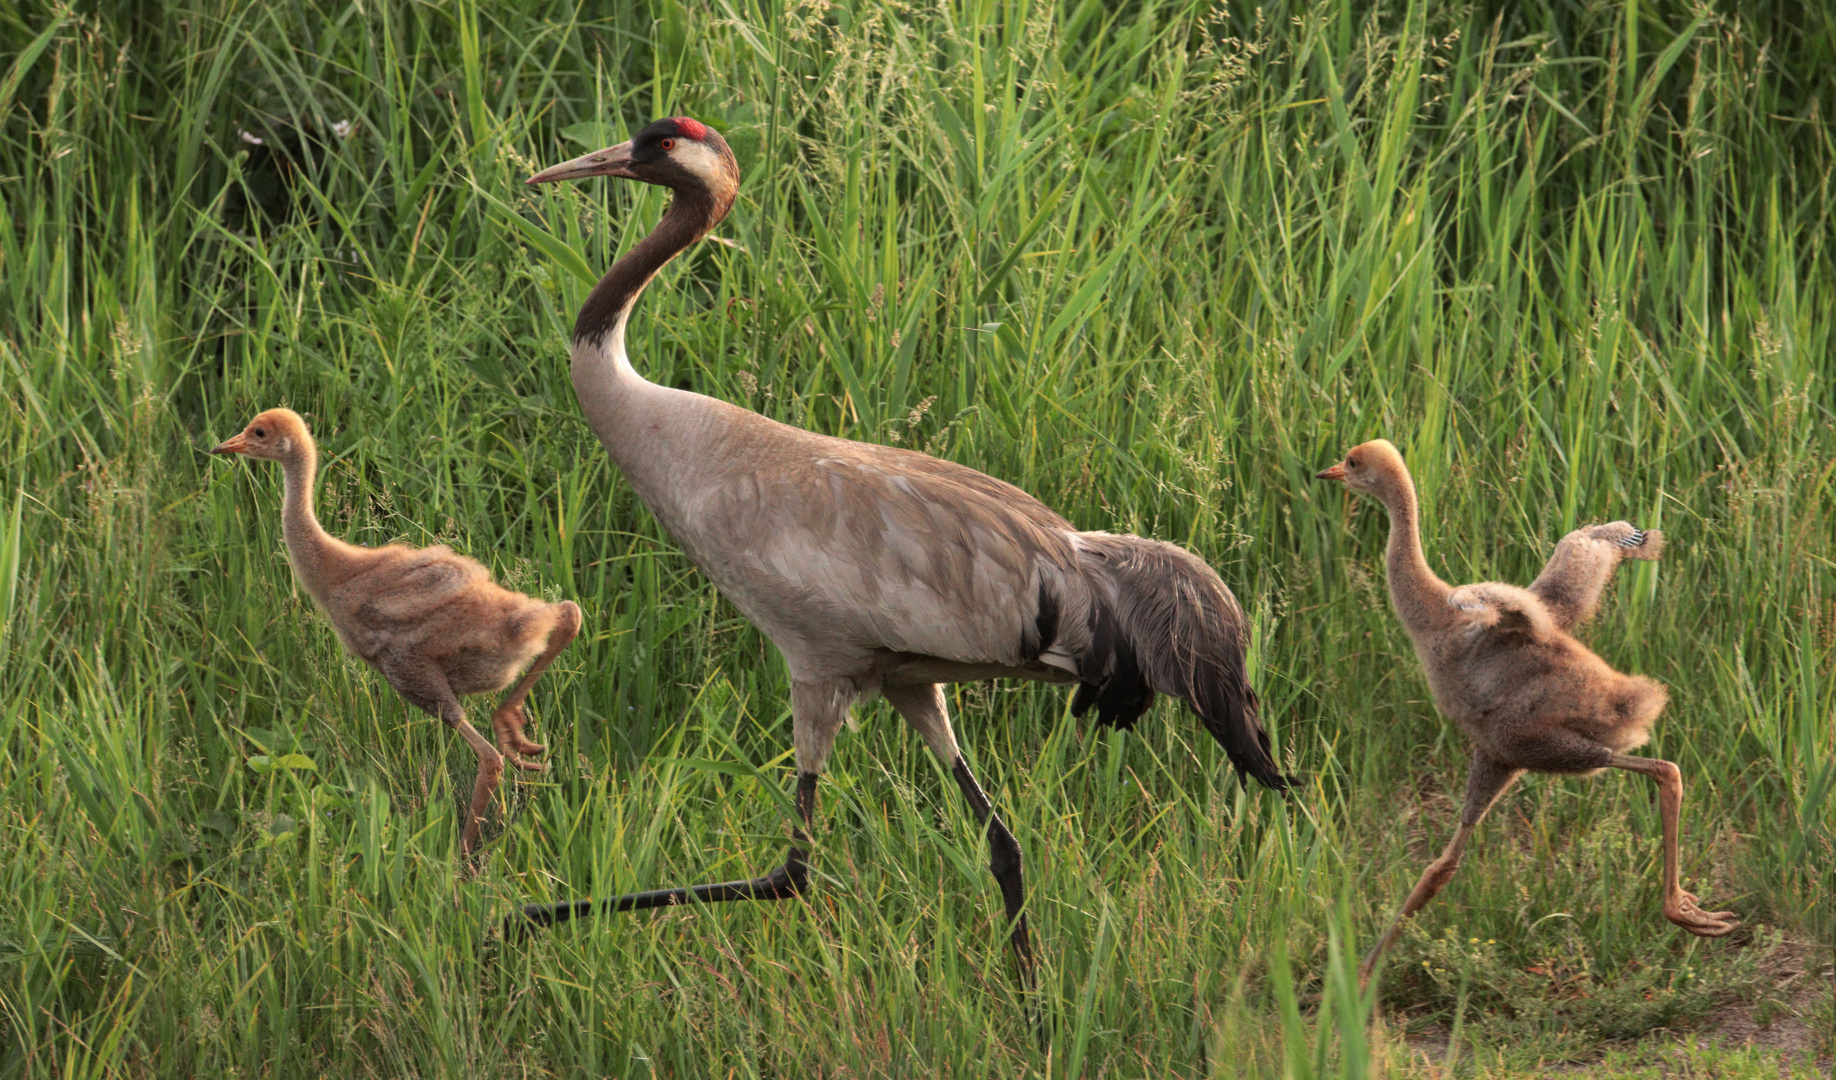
[[2, 0, 1832, 1075]]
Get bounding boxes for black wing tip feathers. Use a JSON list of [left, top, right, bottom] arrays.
[[1081, 684, 1156, 731], [1244, 763, 1299, 793], [1021, 579, 1061, 664], [1213, 711, 1296, 794], [1071, 677, 1295, 793]]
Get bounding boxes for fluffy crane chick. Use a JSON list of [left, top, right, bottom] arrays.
[[212, 408, 581, 853], [1316, 438, 1736, 988]]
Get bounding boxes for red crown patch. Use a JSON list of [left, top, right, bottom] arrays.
[[673, 117, 708, 141]]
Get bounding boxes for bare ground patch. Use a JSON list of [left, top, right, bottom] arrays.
[[1387, 938, 1833, 1077]]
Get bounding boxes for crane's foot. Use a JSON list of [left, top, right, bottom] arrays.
[[506, 847, 810, 937], [492, 705, 549, 772], [1665, 891, 1738, 937]]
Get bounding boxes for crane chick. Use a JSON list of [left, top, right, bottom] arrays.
[[1316, 438, 1736, 988], [212, 408, 581, 853]]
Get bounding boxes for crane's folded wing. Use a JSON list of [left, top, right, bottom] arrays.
[[690, 449, 1084, 667]]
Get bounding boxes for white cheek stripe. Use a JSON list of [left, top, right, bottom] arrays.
[[674, 142, 724, 185]]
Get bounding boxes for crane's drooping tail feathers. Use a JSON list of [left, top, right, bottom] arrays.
[[1068, 534, 1294, 792]]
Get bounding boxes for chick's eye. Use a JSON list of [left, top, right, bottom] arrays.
[[660, 137, 676, 151], [1347, 457, 1358, 468], [254, 427, 266, 438]]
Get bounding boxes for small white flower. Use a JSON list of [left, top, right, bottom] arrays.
[[331, 119, 353, 140], [239, 129, 264, 145]]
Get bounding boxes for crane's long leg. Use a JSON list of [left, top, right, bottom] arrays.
[[512, 680, 847, 932], [514, 773, 816, 928], [1606, 753, 1738, 937], [491, 600, 582, 771], [884, 684, 1036, 991], [951, 756, 1036, 987], [380, 656, 503, 855], [1360, 751, 1521, 989]]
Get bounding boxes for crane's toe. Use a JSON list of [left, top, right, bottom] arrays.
[[492, 705, 549, 762], [500, 748, 550, 773], [1682, 914, 1740, 938], [1666, 894, 1739, 937]]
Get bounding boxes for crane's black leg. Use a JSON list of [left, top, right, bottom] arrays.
[[882, 683, 1040, 992], [511, 771, 817, 930], [511, 680, 849, 935], [950, 755, 1037, 991]]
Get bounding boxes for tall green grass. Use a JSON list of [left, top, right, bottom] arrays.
[[2, 0, 1831, 1075]]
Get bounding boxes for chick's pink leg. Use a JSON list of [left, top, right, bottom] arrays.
[[381, 656, 504, 855], [491, 601, 581, 771], [1360, 753, 1521, 990], [448, 710, 504, 855], [1607, 754, 1738, 937]]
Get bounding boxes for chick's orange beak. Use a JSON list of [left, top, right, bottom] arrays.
[[1315, 463, 1348, 482], [211, 433, 250, 455]]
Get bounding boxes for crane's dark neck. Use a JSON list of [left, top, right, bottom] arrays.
[[573, 185, 724, 348], [568, 178, 735, 504]]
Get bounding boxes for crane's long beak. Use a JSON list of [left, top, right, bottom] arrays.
[[1314, 463, 1348, 481], [526, 140, 636, 185], [211, 433, 250, 455]]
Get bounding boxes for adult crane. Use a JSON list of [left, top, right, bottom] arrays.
[[516, 117, 1293, 987]]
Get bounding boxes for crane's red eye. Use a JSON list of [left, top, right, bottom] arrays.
[[660, 137, 676, 151]]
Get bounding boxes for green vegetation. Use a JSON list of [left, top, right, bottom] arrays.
[[2, 0, 1830, 1075]]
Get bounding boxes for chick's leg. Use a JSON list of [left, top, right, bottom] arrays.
[[382, 656, 503, 855], [1360, 752, 1520, 990], [492, 601, 582, 771], [1607, 754, 1738, 937], [445, 705, 505, 855]]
